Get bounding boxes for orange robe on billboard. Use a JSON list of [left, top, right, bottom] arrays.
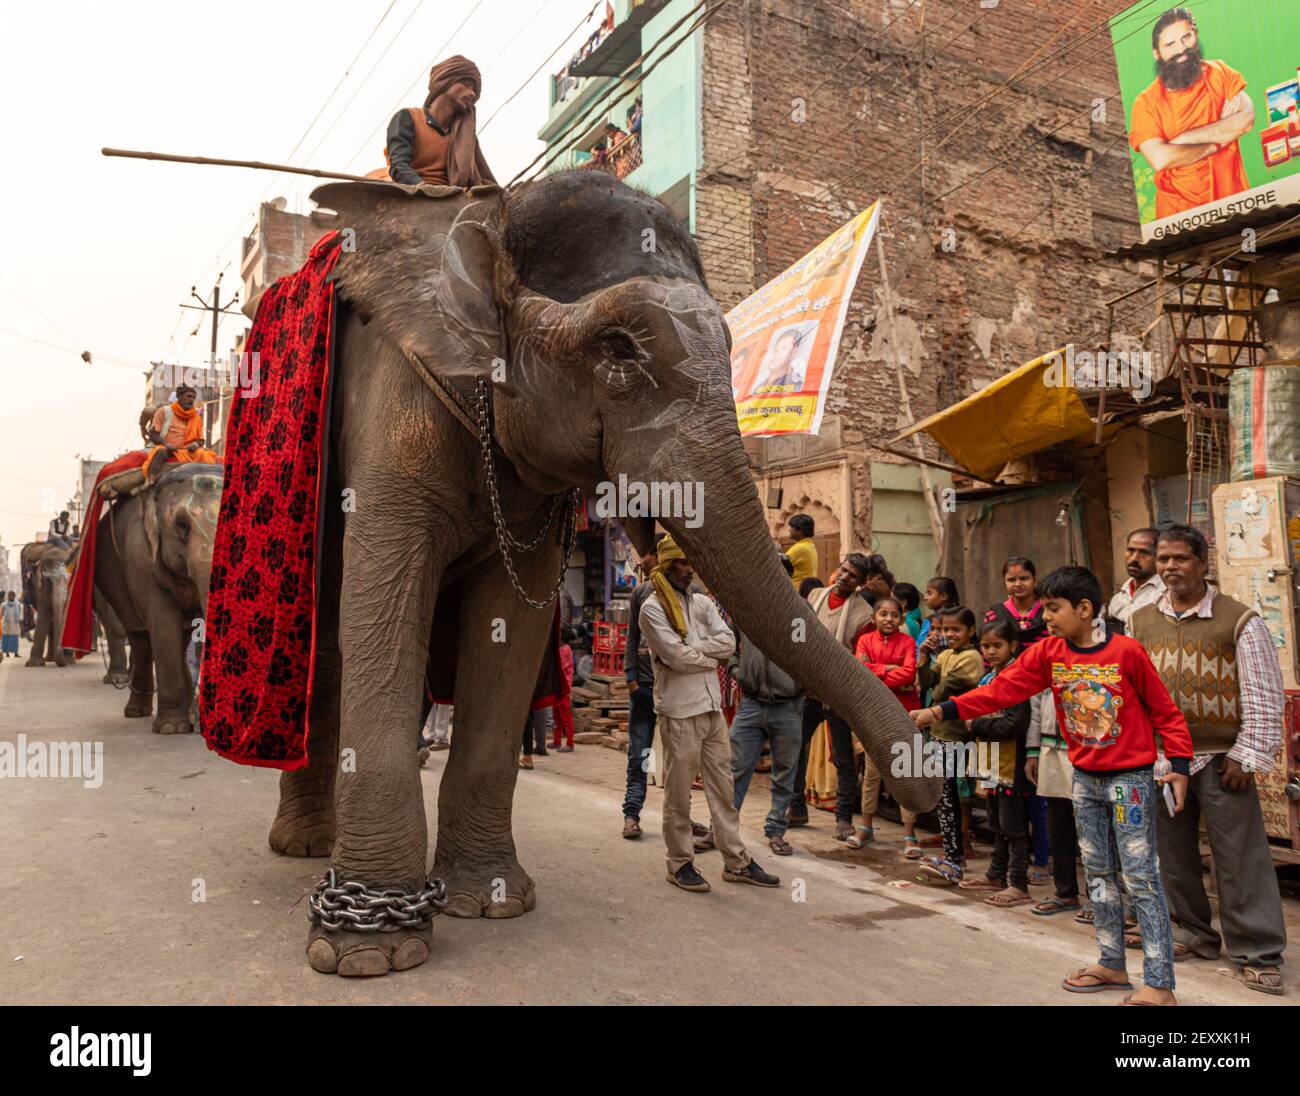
[[1129, 59, 1250, 220]]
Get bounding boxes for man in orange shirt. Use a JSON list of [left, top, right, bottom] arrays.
[[146, 385, 219, 480], [1129, 6, 1254, 220]]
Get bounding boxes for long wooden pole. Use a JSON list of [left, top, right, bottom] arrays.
[[875, 233, 946, 556], [101, 147, 386, 185]]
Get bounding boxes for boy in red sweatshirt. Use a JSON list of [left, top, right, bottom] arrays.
[[912, 566, 1191, 1006]]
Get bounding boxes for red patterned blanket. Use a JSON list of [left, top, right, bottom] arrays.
[[199, 232, 342, 769]]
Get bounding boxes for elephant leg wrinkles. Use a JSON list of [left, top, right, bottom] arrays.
[[433, 540, 560, 919]]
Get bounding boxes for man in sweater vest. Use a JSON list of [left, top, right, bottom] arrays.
[[1129, 524, 1286, 995], [379, 55, 496, 188], [790, 553, 874, 839]]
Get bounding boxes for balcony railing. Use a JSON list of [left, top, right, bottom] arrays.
[[582, 131, 642, 181]]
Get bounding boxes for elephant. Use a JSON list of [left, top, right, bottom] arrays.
[[95, 590, 131, 686], [20, 540, 74, 667], [94, 463, 222, 733], [251, 169, 939, 978]]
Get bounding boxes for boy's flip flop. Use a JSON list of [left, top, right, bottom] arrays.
[[1061, 968, 1134, 993]]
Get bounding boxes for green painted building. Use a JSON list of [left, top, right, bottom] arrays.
[[538, 0, 701, 226]]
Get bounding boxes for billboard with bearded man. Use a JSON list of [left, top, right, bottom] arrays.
[[1111, 1, 1300, 242]]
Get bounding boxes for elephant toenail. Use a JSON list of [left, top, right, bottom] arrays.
[[306, 938, 339, 973], [391, 938, 430, 971], [337, 946, 391, 977]]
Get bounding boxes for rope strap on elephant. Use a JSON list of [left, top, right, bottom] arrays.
[[308, 869, 448, 932]]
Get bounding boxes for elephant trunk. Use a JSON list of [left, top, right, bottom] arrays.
[[644, 439, 940, 814]]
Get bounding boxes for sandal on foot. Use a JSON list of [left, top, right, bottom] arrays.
[[1031, 896, 1080, 916], [846, 826, 873, 849], [902, 835, 922, 860], [984, 889, 1034, 907], [1061, 967, 1133, 994], [918, 857, 963, 885], [1074, 907, 1094, 925], [1242, 965, 1283, 996], [957, 876, 1004, 891]]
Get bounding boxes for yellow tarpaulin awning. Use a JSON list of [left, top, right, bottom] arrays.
[[892, 349, 1097, 481]]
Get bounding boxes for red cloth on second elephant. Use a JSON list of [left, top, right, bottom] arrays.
[[62, 449, 150, 653], [201, 230, 569, 770]]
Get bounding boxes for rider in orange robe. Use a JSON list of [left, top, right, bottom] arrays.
[[146, 385, 219, 479]]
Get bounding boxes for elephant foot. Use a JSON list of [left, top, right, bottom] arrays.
[[305, 920, 432, 977], [153, 717, 194, 735], [103, 670, 131, 686], [25, 658, 44, 668], [268, 808, 336, 858], [434, 857, 536, 919], [125, 691, 153, 717]]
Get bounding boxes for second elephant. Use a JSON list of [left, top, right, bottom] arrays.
[[94, 463, 223, 733]]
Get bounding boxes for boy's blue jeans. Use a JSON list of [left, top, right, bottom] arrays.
[[1072, 766, 1176, 990]]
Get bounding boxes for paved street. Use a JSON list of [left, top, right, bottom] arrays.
[[2, 650, 1296, 1006]]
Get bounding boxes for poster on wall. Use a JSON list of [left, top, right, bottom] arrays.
[[726, 201, 880, 437], [1110, 0, 1300, 243]]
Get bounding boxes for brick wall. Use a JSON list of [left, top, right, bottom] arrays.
[[700, 0, 1148, 475]]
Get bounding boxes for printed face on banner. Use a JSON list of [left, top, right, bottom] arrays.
[[726, 201, 880, 437]]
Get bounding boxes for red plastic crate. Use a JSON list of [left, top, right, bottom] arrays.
[[593, 648, 623, 675], [593, 621, 628, 653]]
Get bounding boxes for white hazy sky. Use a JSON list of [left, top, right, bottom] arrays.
[[0, 0, 603, 565]]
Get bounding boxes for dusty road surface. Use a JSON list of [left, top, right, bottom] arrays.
[[2, 650, 1296, 1005]]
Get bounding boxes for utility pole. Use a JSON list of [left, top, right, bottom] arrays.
[[180, 273, 242, 446]]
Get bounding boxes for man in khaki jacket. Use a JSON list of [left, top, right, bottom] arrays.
[[639, 535, 779, 893]]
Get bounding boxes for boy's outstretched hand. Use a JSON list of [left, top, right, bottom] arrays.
[[911, 705, 941, 728], [1157, 769, 1188, 814]]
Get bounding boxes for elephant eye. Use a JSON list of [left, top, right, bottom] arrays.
[[602, 330, 639, 363], [175, 513, 191, 540]]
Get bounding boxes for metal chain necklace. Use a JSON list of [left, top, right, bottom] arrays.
[[475, 379, 580, 610]]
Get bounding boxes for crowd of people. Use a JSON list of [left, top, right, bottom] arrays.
[[609, 516, 1288, 1005]]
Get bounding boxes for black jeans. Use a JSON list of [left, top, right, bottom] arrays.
[[794, 698, 856, 823], [986, 789, 1030, 891], [521, 711, 548, 755], [1047, 794, 1080, 899]]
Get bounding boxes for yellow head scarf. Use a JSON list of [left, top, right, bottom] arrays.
[[651, 534, 689, 639]]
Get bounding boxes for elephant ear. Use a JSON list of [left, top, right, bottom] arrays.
[[310, 182, 511, 383]]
